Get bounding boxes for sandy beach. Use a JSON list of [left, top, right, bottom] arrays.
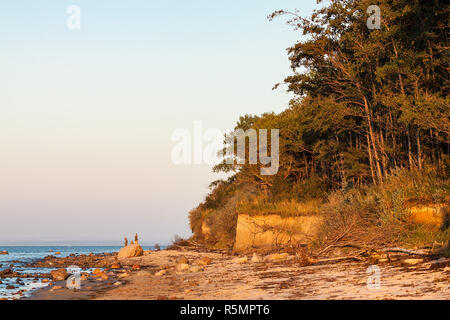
[[24, 248, 449, 300]]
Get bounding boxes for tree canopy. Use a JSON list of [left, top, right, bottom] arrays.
[[190, 0, 449, 244]]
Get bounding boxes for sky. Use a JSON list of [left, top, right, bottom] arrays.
[[0, 1, 317, 245]]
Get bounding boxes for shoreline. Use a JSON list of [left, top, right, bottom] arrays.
[[21, 247, 450, 300]]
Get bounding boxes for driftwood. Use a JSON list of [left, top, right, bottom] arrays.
[[174, 241, 230, 254], [380, 247, 433, 256], [313, 255, 364, 265], [318, 244, 434, 258], [312, 246, 434, 266], [317, 243, 364, 255], [316, 222, 358, 255]]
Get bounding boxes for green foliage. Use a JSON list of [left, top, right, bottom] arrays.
[[317, 166, 449, 248], [400, 226, 450, 251], [236, 199, 322, 218], [190, 1, 449, 250], [291, 175, 328, 201]]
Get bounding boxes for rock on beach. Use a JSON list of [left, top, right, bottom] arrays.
[[117, 243, 144, 259], [50, 268, 69, 281]]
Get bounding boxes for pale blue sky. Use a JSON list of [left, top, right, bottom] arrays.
[[0, 1, 317, 245]]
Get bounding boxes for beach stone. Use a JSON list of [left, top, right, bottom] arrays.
[[189, 266, 203, 273], [0, 268, 13, 277], [51, 268, 69, 281], [54, 252, 61, 255], [113, 281, 122, 286], [50, 285, 63, 291], [92, 268, 102, 275], [6, 285, 16, 290], [80, 274, 89, 281], [118, 272, 130, 278], [197, 257, 212, 266], [265, 253, 289, 262], [136, 270, 151, 277], [251, 253, 263, 263], [111, 263, 121, 269], [132, 264, 141, 270], [402, 258, 423, 266], [117, 243, 144, 259], [0, 250, 8, 255], [176, 263, 190, 272], [232, 257, 248, 264], [176, 256, 190, 265], [155, 270, 167, 276]]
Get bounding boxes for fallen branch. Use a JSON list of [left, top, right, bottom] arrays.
[[316, 220, 358, 255], [380, 247, 433, 256], [313, 254, 364, 265], [316, 243, 364, 255]]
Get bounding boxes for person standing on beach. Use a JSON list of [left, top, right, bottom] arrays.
[[124, 237, 128, 247], [134, 233, 139, 243]]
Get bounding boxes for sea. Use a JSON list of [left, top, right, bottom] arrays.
[[0, 245, 160, 300]]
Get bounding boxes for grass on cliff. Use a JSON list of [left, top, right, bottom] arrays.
[[190, 166, 449, 251], [316, 166, 449, 250], [236, 198, 322, 217]]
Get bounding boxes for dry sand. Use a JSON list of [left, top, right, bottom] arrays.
[[27, 249, 445, 300], [94, 250, 449, 300]]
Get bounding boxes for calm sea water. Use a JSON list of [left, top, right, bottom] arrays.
[[0, 245, 159, 300]]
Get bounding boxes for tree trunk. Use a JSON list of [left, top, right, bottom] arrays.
[[379, 128, 388, 177], [407, 127, 414, 170], [367, 134, 377, 185], [417, 130, 422, 170], [363, 97, 383, 184]]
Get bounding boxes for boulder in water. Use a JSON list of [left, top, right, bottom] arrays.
[[50, 268, 69, 281]]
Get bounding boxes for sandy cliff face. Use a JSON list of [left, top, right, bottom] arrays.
[[408, 204, 449, 230], [201, 221, 212, 240], [233, 214, 323, 252]]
